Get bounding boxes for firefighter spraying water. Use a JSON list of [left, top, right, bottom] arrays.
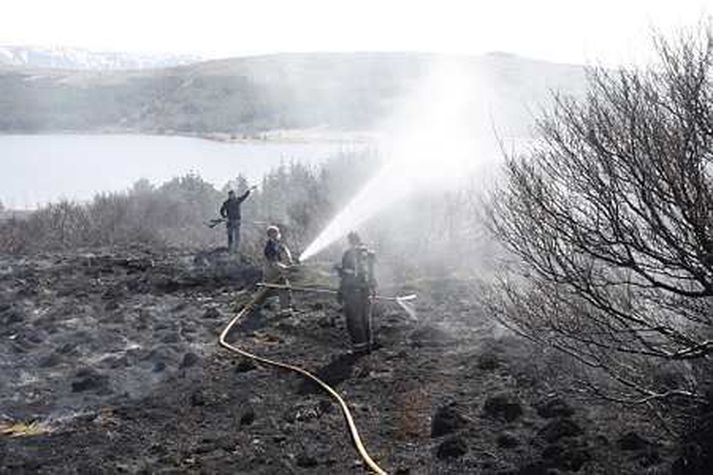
[[258, 229, 417, 352], [336, 231, 377, 353]]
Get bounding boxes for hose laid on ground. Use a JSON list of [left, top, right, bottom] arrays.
[[218, 286, 388, 475]]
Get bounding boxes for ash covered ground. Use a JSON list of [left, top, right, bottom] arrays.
[[0, 247, 673, 473]]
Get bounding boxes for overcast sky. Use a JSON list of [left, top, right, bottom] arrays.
[[1, 0, 711, 64]]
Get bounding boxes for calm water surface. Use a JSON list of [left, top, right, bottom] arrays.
[[0, 134, 360, 209]]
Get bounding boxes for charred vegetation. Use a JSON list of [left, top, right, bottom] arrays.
[[490, 28, 713, 471]]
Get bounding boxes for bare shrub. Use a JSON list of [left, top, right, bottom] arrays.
[[489, 29, 713, 404], [0, 153, 377, 256]]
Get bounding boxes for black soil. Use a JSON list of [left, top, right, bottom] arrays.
[[0, 248, 675, 473]]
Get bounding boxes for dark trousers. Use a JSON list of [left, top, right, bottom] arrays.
[[343, 287, 372, 352], [226, 220, 240, 252], [263, 264, 292, 309]]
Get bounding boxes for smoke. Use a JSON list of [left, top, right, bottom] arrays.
[[300, 57, 497, 262]]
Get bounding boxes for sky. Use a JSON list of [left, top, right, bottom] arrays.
[[0, 0, 711, 64]]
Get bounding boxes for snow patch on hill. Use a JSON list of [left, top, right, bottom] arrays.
[[0, 45, 200, 70]]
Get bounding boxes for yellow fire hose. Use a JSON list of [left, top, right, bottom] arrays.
[[218, 285, 388, 475]]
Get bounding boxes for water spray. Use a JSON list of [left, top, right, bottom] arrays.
[[299, 58, 491, 262]]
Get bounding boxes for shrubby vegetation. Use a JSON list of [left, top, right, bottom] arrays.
[[0, 150, 485, 273], [0, 157, 346, 254], [489, 28, 713, 470]]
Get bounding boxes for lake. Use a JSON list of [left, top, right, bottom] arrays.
[[0, 134, 362, 209]]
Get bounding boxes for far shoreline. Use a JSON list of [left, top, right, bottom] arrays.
[[0, 128, 378, 145]]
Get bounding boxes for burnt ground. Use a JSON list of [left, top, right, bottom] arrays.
[[0, 247, 676, 474]]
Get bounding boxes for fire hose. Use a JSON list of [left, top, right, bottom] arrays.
[[219, 282, 415, 474], [207, 218, 269, 229]]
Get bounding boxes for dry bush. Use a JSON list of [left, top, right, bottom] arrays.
[[0, 153, 378, 256], [489, 28, 713, 408]]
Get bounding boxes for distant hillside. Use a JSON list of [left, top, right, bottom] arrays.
[[0, 45, 199, 70], [0, 52, 588, 137]]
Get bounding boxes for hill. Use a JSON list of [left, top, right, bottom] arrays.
[[0, 52, 587, 137]]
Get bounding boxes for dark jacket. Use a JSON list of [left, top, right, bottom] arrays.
[[264, 238, 287, 263], [220, 190, 251, 221], [339, 245, 376, 290]]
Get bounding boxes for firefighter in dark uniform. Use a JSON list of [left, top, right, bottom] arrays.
[[219, 187, 254, 252], [263, 225, 293, 314], [337, 231, 376, 353]]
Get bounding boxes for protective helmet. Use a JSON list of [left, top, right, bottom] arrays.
[[267, 225, 280, 237]]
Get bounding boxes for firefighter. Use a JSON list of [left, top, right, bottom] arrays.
[[263, 225, 293, 315], [219, 187, 254, 252], [337, 231, 376, 353]]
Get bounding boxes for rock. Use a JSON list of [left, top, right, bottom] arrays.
[[149, 443, 167, 456], [2, 306, 24, 325], [10, 342, 28, 354], [637, 447, 661, 468], [38, 353, 62, 368], [202, 307, 221, 319], [104, 300, 120, 311], [180, 352, 200, 368], [71, 368, 111, 393], [497, 432, 520, 448], [180, 323, 197, 335], [409, 325, 454, 347], [618, 431, 649, 451], [102, 285, 125, 301], [317, 399, 333, 414], [538, 418, 583, 442], [58, 342, 78, 355], [317, 315, 336, 328], [436, 435, 468, 459], [153, 321, 173, 331], [298, 353, 359, 395], [143, 347, 173, 367], [296, 450, 318, 468], [483, 394, 523, 422], [431, 402, 468, 437], [25, 331, 44, 344], [105, 355, 130, 369], [240, 407, 255, 426], [190, 390, 206, 407], [535, 397, 574, 419], [160, 332, 180, 344], [542, 443, 591, 471], [477, 352, 500, 371], [194, 439, 219, 454], [593, 434, 609, 446], [235, 359, 257, 373], [671, 454, 709, 475], [652, 362, 689, 390], [515, 461, 550, 475]]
